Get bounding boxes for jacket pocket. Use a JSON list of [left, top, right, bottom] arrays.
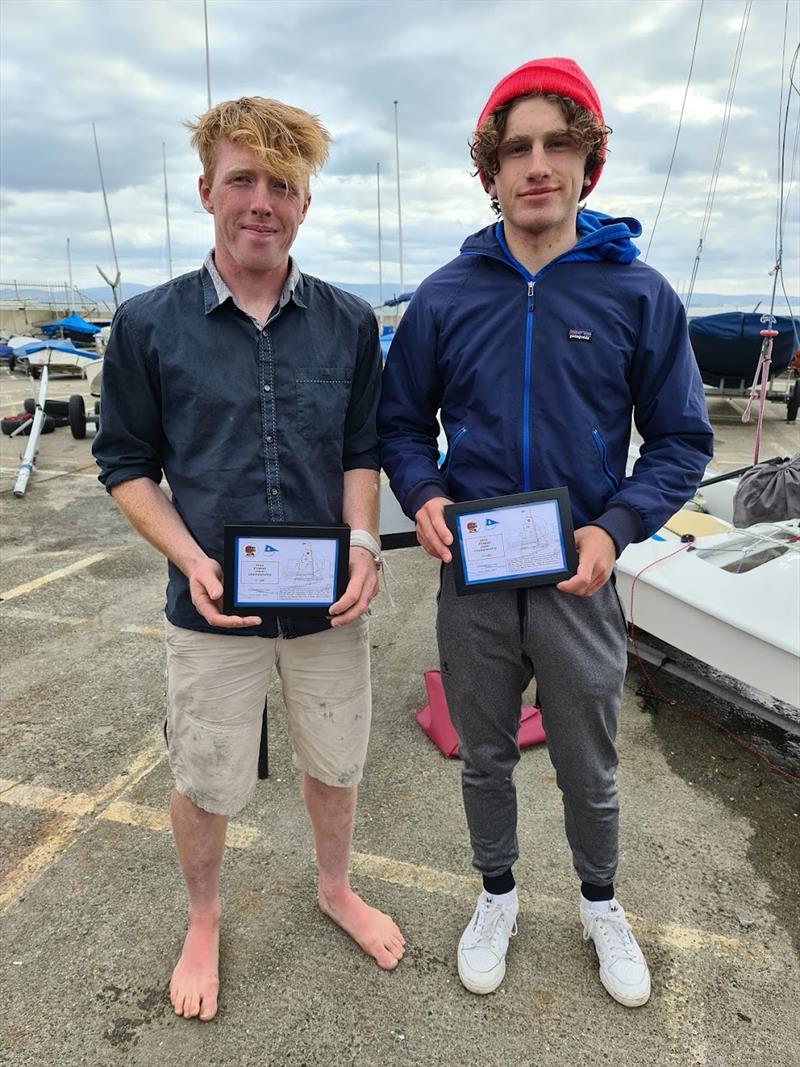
[[296, 368, 352, 440], [440, 425, 467, 474], [592, 428, 620, 492]]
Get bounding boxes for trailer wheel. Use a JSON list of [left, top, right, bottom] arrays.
[[1, 412, 56, 436], [787, 380, 800, 423], [23, 398, 69, 426], [68, 394, 87, 439], [24, 397, 70, 418]]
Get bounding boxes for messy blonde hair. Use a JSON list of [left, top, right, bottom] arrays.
[[186, 96, 331, 192], [470, 93, 610, 215]]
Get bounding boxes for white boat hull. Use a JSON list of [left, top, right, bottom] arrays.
[[26, 348, 101, 377], [616, 521, 800, 708]]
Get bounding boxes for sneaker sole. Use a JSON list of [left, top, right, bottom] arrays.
[[457, 958, 506, 995], [599, 970, 651, 1008]]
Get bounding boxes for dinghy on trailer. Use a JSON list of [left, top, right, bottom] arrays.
[[615, 461, 800, 716], [17, 339, 102, 378]]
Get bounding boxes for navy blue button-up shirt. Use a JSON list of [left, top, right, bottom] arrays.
[[93, 258, 382, 639]]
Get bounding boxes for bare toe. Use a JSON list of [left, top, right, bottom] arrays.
[[199, 993, 218, 1021], [375, 945, 401, 970]]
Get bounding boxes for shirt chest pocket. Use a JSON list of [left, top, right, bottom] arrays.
[[295, 367, 352, 440]]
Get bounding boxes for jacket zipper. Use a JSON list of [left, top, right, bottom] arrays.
[[441, 425, 467, 473], [592, 428, 620, 491], [523, 281, 534, 491]]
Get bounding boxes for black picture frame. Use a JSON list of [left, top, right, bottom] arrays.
[[223, 523, 350, 617], [443, 488, 577, 597]]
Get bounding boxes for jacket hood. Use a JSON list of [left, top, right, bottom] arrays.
[[460, 209, 641, 271]]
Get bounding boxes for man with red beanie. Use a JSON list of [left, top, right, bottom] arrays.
[[379, 58, 712, 1006]]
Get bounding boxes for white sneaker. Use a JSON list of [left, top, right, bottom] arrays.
[[580, 897, 651, 1007], [457, 890, 518, 995]]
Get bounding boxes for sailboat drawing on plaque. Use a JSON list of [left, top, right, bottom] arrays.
[[520, 509, 543, 548], [294, 542, 325, 581]]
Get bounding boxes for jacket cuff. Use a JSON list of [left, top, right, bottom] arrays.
[[404, 479, 451, 520], [590, 504, 646, 557]]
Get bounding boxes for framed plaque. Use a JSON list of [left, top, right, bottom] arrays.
[[223, 523, 350, 617], [443, 488, 577, 596]]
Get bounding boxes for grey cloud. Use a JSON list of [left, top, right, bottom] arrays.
[[1, 0, 797, 296]]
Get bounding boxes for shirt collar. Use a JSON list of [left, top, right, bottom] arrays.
[[201, 251, 304, 320]]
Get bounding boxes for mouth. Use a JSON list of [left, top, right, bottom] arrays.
[[519, 188, 557, 200], [241, 224, 279, 235]]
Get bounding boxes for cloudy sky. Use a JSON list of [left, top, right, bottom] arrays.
[[1, 0, 798, 304]]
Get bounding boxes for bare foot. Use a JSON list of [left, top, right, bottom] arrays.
[[319, 888, 405, 969], [169, 905, 220, 1021]]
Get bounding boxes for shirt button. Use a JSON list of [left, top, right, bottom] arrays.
[[265, 435, 274, 443], [264, 384, 272, 392], [271, 488, 279, 496]]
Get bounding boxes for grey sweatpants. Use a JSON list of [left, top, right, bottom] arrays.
[[436, 564, 628, 886]]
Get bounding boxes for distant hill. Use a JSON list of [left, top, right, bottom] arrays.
[[0, 282, 150, 305], [3, 282, 796, 313], [81, 283, 151, 301], [320, 285, 800, 311]]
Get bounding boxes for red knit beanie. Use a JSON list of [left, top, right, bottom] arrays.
[[476, 57, 606, 197]]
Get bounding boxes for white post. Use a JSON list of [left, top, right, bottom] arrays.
[[13, 366, 49, 497]]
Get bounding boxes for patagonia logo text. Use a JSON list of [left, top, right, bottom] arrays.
[[568, 329, 592, 342]]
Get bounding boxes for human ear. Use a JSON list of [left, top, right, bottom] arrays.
[[198, 174, 214, 214]]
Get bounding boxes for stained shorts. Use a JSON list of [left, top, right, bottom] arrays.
[[164, 616, 371, 816]]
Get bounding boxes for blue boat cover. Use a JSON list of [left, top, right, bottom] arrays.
[[11, 339, 100, 358], [42, 314, 101, 336], [379, 325, 395, 360], [689, 312, 799, 382], [382, 290, 416, 308]]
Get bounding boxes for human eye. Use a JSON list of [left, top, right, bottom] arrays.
[[230, 173, 253, 185], [271, 178, 290, 194]]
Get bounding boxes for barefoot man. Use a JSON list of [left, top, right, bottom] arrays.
[[93, 96, 404, 1021]]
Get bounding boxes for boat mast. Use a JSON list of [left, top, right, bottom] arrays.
[[163, 143, 174, 279], [203, 0, 212, 108], [92, 122, 121, 309], [376, 162, 384, 309], [66, 237, 74, 313], [393, 100, 404, 299]]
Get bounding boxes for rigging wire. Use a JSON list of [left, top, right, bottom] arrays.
[[772, 35, 800, 330], [685, 0, 753, 313], [644, 0, 704, 263], [740, 16, 799, 463], [772, 0, 790, 271]]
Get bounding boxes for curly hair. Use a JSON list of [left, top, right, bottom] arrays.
[[185, 96, 331, 193], [469, 93, 610, 215]]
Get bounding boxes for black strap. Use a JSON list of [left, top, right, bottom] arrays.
[[258, 698, 269, 779]]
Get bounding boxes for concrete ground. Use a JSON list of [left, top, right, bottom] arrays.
[[1, 368, 799, 1067]]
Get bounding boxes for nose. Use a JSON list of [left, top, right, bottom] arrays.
[[526, 141, 551, 179], [249, 177, 275, 215]]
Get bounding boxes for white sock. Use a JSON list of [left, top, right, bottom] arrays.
[[582, 894, 615, 914], [484, 887, 518, 909]]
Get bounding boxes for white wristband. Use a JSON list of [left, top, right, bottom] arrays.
[[350, 529, 382, 566]]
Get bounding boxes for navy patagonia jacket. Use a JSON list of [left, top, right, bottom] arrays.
[[378, 212, 714, 554]]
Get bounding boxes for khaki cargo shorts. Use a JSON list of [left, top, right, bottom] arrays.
[[164, 617, 371, 816]]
